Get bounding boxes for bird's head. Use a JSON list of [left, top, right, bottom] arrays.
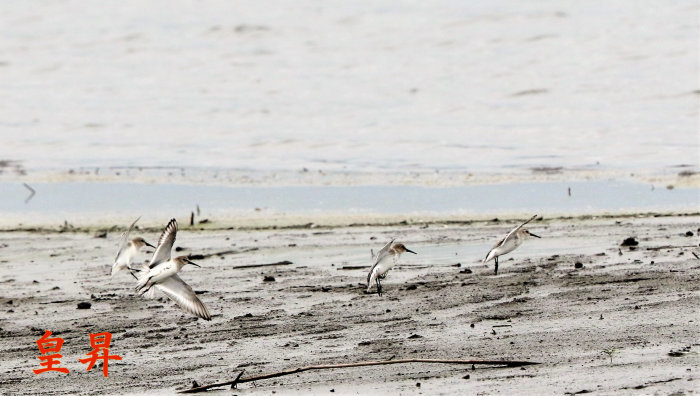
[[174, 256, 201, 269], [393, 243, 417, 255], [132, 237, 156, 249], [523, 229, 541, 239]]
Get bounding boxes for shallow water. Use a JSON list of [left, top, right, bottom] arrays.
[[0, 180, 697, 226], [0, 0, 697, 181]]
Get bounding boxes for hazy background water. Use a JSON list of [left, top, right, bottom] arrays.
[[0, 0, 697, 180], [1, 180, 697, 227]]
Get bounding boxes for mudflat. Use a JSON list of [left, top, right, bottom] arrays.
[[1, 214, 698, 394]]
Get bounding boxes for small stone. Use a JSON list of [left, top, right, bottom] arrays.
[[416, 383, 421, 388], [263, 275, 276, 282], [621, 237, 639, 247], [685, 231, 693, 237], [406, 284, 417, 290], [462, 374, 470, 379], [408, 334, 423, 339], [470, 323, 475, 328], [77, 302, 91, 309], [574, 262, 583, 269]]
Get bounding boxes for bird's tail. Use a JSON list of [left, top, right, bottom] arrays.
[[133, 263, 157, 299], [367, 269, 377, 293], [111, 262, 125, 277]]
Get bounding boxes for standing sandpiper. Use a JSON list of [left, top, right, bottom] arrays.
[[367, 239, 417, 296], [483, 214, 540, 275]]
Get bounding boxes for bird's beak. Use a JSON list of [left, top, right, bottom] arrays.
[[145, 241, 156, 248], [405, 248, 417, 254], [529, 233, 541, 238], [186, 259, 201, 267]]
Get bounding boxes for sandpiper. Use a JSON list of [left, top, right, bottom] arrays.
[[112, 217, 155, 276], [367, 239, 417, 296], [134, 218, 211, 320], [483, 214, 540, 275]]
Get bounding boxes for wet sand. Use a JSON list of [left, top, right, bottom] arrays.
[[1, 214, 698, 395]]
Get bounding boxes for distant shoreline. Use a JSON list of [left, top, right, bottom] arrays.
[[1, 211, 698, 233]]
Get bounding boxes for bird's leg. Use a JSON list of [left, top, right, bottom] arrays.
[[377, 278, 382, 296], [136, 276, 153, 292], [139, 284, 153, 295], [494, 257, 499, 275]]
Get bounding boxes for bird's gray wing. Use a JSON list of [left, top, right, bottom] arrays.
[[498, 214, 538, 248], [374, 238, 395, 262], [149, 218, 177, 268], [367, 238, 395, 283], [114, 216, 140, 262], [155, 275, 211, 320]]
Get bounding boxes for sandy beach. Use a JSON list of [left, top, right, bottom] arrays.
[[0, 0, 698, 394], [1, 214, 698, 394]]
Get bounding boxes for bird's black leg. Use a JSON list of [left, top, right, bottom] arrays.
[[377, 278, 382, 296], [494, 256, 499, 275], [136, 276, 153, 293]]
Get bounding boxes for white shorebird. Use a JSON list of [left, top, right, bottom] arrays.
[[366, 239, 417, 296], [133, 219, 211, 320], [483, 214, 541, 275], [112, 217, 155, 276]]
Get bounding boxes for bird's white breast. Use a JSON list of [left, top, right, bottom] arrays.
[[373, 254, 398, 277], [495, 234, 524, 256], [147, 261, 178, 283]]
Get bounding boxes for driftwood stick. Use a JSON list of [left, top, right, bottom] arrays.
[[229, 370, 245, 389], [23, 183, 35, 203], [188, 247, 259, 260], [232, 260, 293, 270], [337, 265, 370, 270], [179, 358, 539, 393], [645, 245, 697, 251]]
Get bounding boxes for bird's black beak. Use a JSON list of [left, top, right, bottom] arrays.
[[145, 241, 156, 248], [186, 259, 201, 267], [405, 248, 417, 254], [529, 233, 541, 238]]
